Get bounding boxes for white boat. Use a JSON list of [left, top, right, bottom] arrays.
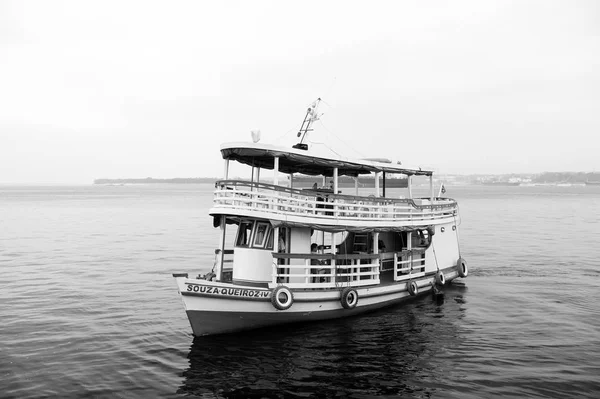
[[172, 100, 468, 336]]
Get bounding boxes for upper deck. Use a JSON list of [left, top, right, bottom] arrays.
[[211, 142, 458, 231], [210, 180, 458, 231]]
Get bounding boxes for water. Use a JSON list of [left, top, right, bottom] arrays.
[[1, 184, 599, 398]]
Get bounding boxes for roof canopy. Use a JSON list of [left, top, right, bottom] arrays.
[[220, 142, 433, 177]]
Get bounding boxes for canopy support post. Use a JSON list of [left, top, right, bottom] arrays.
[[223, 159, 230, 180], [216, 216, 226, 281], [430, 175, 434, 201], [333, 168, 338, 194], [273, 157, 279, 186]]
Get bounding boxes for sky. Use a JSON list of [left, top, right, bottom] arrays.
[[1, 0, 599, 184]]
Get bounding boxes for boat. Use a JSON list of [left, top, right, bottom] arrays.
[[585, 181, 600, 186], [172, 99, 468, 336]]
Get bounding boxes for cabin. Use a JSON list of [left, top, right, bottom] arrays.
[[208, 141, 460, 292]]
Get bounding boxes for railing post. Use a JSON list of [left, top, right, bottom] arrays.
[[331, 256, 336, 284], [305, 258, 309, 285]]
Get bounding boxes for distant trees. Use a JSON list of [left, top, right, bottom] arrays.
[[532, 172, 600, 183]]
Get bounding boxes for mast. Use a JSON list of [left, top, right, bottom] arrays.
[[293, 98, 322, 151]]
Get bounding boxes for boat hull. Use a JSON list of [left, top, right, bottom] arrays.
[[175, 267, 461, 336]]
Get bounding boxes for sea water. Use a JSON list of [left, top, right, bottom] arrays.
[[1, 184, 599, 398]]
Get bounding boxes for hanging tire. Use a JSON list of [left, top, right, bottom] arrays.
[[340, 287, 358, 309], [407, 280, 418, 296], [457, 257, 468, 278], [436, 271, 446, 286], [271, 286, 294, 310]]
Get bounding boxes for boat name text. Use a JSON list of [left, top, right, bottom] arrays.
[[186, 284, 270, 298]]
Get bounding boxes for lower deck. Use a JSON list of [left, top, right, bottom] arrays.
[[209, 218, 460, 291]]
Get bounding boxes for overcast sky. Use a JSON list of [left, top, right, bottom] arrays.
[[1, 0, 599, 184]]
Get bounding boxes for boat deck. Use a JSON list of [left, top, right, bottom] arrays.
[[210, 180, 458, 229]]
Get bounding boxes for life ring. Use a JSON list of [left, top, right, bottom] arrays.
[[436, 271, 446, 286], [340, 287, 358, 309], [457, 257, 468, 278], [271, 286, 294, 310], [407, 280, 418, 296]]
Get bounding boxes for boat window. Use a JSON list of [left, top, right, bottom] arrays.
[[253, 222, 270, 248], [413, 229, 431, 247], [235, 221, 253, 247], [265, 228, 274, 250]]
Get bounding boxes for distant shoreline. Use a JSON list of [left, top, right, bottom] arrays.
[[94, 178, 217, 184], [93, 176, 408, 187], [94, 171, 600, 186]]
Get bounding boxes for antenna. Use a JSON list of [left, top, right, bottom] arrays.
[[293, 98, 322, 151]]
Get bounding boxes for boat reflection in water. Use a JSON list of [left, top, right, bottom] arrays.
[[176, 282, 468, 398]]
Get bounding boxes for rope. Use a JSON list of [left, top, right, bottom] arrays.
[[272, 127, 297, 145], [431, 238, 440, 272], [453, 205, 462, 257], [314, 120, 366, 159]]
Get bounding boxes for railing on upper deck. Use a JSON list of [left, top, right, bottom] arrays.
[[271, 253, 380, 289], [213, 180, 457, 223]]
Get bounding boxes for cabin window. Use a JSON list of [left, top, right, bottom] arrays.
[[413, 229, 431, 248], [235, 221, 253, 247], [265, 229, 274, 250], [253, 222, 270, 248]]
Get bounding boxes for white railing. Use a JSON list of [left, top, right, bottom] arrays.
[[271, 253, 380, 289], [213, 180, 458, 223], [393, 249, 426, 281]]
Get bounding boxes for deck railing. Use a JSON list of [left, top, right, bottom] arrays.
[[271, 253, 380, 289], [393, 249, 426, 281], [213, 180, 457, 223]]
